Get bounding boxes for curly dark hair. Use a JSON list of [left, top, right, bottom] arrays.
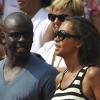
[[65, 17, 100, 66]]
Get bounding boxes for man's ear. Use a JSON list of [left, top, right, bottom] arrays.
[[0, 32, 6, 45]]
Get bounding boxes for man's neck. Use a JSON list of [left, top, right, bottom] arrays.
[[5, 53, 30, 68]]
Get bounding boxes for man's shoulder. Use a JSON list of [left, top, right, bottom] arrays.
[[30, 53, 50, 67], [29, 53, 58, 79], [33, 53, 45, 61], [30, 53, 58, 73]]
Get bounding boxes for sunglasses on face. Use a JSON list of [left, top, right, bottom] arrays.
[[48, 13, 68, 22], [6, 31, 33, 39], [55, 30, 81, 41]]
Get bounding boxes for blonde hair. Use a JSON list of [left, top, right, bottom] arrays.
[[51, 0, 84, 16]]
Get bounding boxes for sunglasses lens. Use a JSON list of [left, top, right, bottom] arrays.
[[48, 14, 68, 22], [55, 31, 66, 41], [58, 15, 67, 22], [48, 14, 56, 21], [55, 30, 81, 41]]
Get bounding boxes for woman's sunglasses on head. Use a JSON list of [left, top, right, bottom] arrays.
[[48, 13, 68, 22], [55, 30, 81, 41]]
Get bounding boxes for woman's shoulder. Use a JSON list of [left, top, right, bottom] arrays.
[[86, 66, 100, 78], [85, 66, 100, 83], [83, 66, 100, 99]]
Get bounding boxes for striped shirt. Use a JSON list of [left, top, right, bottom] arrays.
[[52, 67, 89, 100]]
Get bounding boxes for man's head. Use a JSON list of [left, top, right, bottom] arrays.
[[2, 12, 33, 57]]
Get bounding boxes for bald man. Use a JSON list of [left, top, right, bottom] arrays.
[[0, 12, 58, 100]]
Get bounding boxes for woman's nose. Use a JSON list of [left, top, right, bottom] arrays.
[[53, 17, 59, 23], [53, 18, 62, 28]]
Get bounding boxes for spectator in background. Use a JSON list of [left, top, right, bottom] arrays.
[[52, 17, 100, 100], [0, 12, 58, 100], [84, 0, 100, 32], [37, 0, 84, 72], [17, 0, 53, 52]]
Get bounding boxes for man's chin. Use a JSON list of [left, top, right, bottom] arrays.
[[15, 50, 30, 57]]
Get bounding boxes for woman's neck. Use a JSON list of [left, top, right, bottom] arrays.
[[64, 55, 82, 72]]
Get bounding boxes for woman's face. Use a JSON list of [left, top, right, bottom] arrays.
[[50, 9, 73, 32], [54, 21, 81, 58]]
